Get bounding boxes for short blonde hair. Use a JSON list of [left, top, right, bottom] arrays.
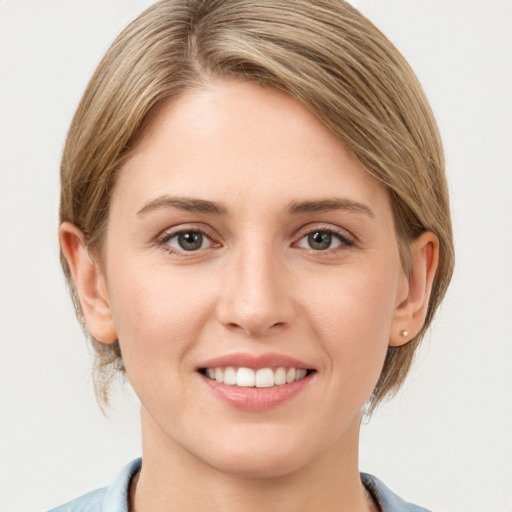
[[60, 0, 454, 411]]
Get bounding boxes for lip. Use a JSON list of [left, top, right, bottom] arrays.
[[197, 352, 313, 371], [201, 376, 313, 411], [197, 352, 316, 411]]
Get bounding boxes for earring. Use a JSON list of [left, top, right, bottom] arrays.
[[400, 329, 409, 340]]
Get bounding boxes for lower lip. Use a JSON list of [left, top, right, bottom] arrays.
[[200, 373, 313, 411]]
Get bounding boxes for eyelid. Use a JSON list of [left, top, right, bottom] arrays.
[[293, 223, 357, 249], [157, 224, 221, 254]]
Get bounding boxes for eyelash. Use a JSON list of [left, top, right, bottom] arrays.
[[294, 225, 356, 253], [158, 226, 218, 256], [157, 225, 356, 256]]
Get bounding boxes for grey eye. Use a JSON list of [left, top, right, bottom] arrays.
[[296, 230, 345, 251], [161, 228, 217, 254], [176, 231, 204, 251], [307, 231, 334, 250]]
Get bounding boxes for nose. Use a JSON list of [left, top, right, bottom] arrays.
[[216, 244, 295, 337]]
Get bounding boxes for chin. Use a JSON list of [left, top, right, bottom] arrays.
[[194, 428, 316, 479], [205, 450, 308, 479]]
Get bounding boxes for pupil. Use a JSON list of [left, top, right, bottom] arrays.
[[309, 231, 332, 250], [179, 232, 202, 251]]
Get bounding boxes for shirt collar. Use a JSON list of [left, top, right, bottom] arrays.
[[101, 459, 429, 512]]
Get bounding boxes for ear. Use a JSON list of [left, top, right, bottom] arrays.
[[389, 231, 439, 347], [59, 222, 117, 344]]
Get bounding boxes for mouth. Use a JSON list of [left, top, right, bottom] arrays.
[[198, 366, 315, 388], [196, 353, 316, 409]]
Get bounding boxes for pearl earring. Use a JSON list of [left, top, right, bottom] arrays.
[[401, 330, 409, 340]]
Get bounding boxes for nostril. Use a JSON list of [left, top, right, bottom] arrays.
[[225, 320, 287, 336]]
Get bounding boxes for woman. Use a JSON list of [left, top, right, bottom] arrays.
[[51, 0, 454, 510]]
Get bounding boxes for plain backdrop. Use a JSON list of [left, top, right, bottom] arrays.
[[1, 1, 511, 511]]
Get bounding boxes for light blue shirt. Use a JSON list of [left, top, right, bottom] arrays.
[[47, 458, 432, 512]]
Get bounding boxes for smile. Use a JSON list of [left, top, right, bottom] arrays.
[[197, 353, 316, 409], [200, 366, 311, 388]]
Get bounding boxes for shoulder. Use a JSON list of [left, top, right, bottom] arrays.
[[361, 473, 433, 512], [46, 487, 107, 512], [45, 458, 142, 512]]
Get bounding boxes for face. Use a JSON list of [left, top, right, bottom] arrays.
[[99, 79, 408, 477]]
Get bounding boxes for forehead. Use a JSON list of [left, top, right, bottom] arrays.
[[113, 79, 390, 219]]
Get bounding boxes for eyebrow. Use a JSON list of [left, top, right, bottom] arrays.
[[137, 196, 228, 217], [286, 197, 375, 218], [136, 195, 375, 219]]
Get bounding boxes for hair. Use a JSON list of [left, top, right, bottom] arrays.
[[60, 0, 454, 412]]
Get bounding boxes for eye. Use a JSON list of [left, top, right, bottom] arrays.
[[161, 229, 215, 252], [296, 229, 353, 251]]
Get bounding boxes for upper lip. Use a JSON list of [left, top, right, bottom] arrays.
[[197, 352, 314, 370]]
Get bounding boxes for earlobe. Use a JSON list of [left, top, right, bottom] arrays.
[[390, 231, 439, 347], [59, 222, 118, 344]]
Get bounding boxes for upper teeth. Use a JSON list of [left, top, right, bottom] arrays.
[[205, 367, 308, 388]]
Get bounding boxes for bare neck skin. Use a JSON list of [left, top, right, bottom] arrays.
[[130, 407, 378, 512]]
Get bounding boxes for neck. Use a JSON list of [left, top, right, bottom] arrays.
[[132, 408, 374, 512]]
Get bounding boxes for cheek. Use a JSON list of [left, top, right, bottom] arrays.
[[106, 264, 215, 382], [302, 262, 399, 395]]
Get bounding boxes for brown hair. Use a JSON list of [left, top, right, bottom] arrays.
[[60, 0, 454, 411]]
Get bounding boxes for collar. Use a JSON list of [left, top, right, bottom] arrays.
[[96, 459, 431, 512]]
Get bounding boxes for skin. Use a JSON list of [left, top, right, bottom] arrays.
[[60, 79, 438, 512]]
